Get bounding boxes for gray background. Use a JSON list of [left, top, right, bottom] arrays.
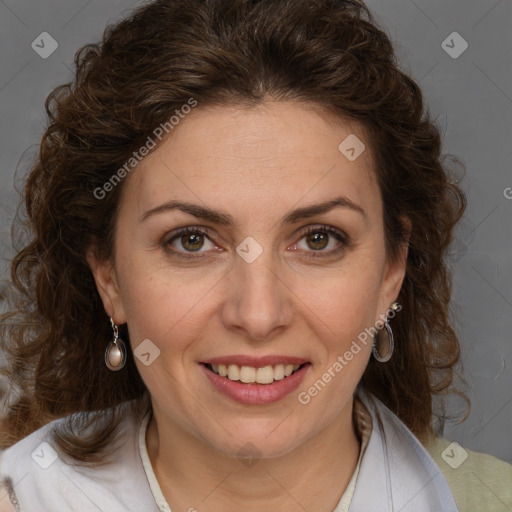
[[0, 0, 511, 464]]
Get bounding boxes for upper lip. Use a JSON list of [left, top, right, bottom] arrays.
[[201, 355, 309, 367]]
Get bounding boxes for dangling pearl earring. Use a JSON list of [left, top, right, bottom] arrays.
[[105, 317, 127, 371]]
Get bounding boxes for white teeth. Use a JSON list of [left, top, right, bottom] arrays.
[[256, 366, 274, 384], [284, 364, 294, 377], [240, 366, 256, 383], [208, 362, 304, 384], [273, 364, 285, 380], [227, 364, 240, 380]]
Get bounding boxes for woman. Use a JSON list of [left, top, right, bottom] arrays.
[[0, 0, 510, 510]]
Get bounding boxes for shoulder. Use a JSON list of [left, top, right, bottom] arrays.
[[0, 416, 58, 476], [0, 416, 67, 511], [0, 402, 156, 512], [424, 436, 512, 512], [354, 390, 460, 511]]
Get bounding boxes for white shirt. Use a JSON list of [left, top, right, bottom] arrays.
[[0, 388, 459, 511]]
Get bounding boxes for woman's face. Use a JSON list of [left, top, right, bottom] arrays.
[[89, 101, 407, 458]]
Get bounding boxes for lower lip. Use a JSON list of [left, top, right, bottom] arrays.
[[200, 363, 311, 405]]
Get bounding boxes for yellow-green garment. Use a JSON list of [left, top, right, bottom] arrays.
[[425, 436, 512, 512]]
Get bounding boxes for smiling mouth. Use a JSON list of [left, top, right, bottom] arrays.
[[203, 363, 308, 385]]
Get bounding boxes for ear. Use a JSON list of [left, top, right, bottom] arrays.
[[377, 216, 411, 315], [86, 246, 126, 324]]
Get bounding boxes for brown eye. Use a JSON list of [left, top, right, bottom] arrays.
[[305, 231, 330, 251], [294, 226, 349, 259], [164, 227, 217, 258], [180, 232, 205, 252]]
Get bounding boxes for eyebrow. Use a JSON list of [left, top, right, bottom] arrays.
[[140, 195, 366, 225]]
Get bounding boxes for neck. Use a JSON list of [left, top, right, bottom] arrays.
[[146, 398, 360, 512]]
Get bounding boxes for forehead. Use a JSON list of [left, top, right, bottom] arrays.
[[121, 101, 380, 224]]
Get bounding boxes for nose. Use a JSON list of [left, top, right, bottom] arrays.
[[220, 243, 294, 342]]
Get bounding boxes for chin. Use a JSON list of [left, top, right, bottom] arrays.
[[202, 423, 306, 462]]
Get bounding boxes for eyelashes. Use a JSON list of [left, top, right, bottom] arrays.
[[290, 225, 349, 259], [162, 224, 350, 260], [162, 227, 216, 259]]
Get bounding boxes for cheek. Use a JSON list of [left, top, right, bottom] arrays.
[[292, 263, 384, 393], [116, 258, 218, 353], [298, 267, 381, 391], [295, 259, 384, 333]]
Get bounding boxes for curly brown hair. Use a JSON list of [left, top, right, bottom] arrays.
[[0, 0, 467, 464]]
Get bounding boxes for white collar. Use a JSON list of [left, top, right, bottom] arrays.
[[348, 388, 459, 511], [137, 389, 459, 511], [137, 410, 364, 512], [139, 412, 172, 512]]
